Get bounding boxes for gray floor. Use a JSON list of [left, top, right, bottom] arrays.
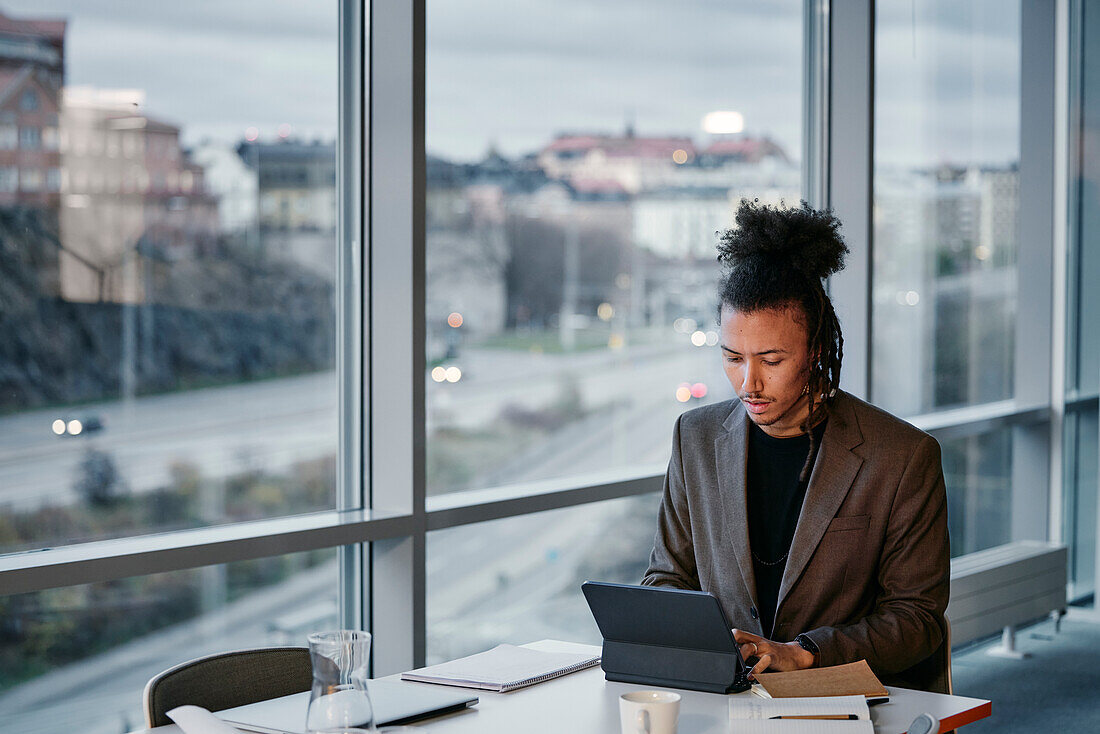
[[951, 615, 1100, 732]]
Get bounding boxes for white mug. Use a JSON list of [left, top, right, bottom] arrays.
[[619, 691, 681, 734]]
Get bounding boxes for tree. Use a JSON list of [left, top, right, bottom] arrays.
[[75, 449, 125, 507]]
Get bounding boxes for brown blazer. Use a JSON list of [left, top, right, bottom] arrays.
[[642, 390, 950, 691]]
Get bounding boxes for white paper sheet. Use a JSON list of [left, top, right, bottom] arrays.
[[167, 705, 243, 734], [729, 695, 870, 720], [728, 721, 874, 734]]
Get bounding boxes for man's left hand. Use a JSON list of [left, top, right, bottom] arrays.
[[732, 629, 816, 678]]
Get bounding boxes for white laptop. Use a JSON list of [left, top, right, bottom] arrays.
[[220, 679, 478, 732]]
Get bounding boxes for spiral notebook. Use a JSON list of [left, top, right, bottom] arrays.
[[400, 643, 600, 692]]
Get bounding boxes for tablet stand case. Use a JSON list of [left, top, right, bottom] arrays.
[[582, 581, 752, 695], [601, 639, 750, 694]]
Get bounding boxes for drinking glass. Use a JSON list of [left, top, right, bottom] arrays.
[[306, 630, 376, 733]]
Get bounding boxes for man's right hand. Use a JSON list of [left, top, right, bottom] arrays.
[[732, 628, 815, 678]]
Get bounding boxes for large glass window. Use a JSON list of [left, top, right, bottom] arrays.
[[873, 0, 1020, 417], [0, 549, 339, 734], [1064, 409, 1097, 602], [424, 0, 804, 497], [1064, 0, 1100, 606], [0, 1, 1085, 716], [873, 1, 1021, 557], [424, 2, 804, 665], [426, 493, 660, 665], [0, 2, 340, 555], [940, 428, 1013, 556], [1070, 0, 1100, 402], [0, 5, 347, 726]]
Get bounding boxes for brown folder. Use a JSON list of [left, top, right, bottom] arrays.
[[753, 660, 889, 698]]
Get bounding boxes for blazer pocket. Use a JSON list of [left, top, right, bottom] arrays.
[[826, 514, 871, 532]]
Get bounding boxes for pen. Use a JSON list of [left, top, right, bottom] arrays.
[[769, 715, 859, 720]]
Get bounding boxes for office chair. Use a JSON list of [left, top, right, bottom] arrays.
[[143, 646, 312, 728], [911, 615, 952, 695], [943, 616, 953, 695]]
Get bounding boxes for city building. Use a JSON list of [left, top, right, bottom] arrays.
[[537, 131, 695, 194], [0, 9, 64, 210], [189, 141, 258, 235], [58, 86, 218, 303], [239, 138, 336, 278]]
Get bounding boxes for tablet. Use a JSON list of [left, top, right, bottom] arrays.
[[581, 581, 752, 694]]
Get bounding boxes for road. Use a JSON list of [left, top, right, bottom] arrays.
[[0, 372, 338, 512], [0, 339, 726, 515]]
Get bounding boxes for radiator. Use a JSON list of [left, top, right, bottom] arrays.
[[947, 540, 1067, 648]]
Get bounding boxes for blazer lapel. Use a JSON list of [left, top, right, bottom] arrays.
[[775, 394, 865, 613], [715, 404, 760, 626]]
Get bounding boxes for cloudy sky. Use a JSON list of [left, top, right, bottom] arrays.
[[427, 0, 803, 160], [5, 0, 339, 146], [5, 0, 1018, 167], [875, 0, 1020, 169]]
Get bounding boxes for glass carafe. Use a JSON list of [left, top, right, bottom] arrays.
[[306, 630, 375, 733]]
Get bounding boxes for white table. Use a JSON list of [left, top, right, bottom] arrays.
[[137, 641, 991, 734]]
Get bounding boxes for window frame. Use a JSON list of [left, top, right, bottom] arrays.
[[0, 0, 1078, 682], [828, 0, 1060, 552]]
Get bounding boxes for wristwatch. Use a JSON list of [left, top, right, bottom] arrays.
[[795, 633, 819, 665]]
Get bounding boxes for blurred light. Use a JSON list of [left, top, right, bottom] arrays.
[[52, 419, 65, 435], [608, 333, 624, 350], [895, 290, 922, 306], [674, 318, 698, 334], [597, 302, 614, 321], [244, 126, 259, 142], [705, 330, 719, 346], [974, 245, 992, 261], [703, 110, 744, 135], [445, 366, 462, 383], [672, 149, 689, 165], [676, 385, 692, 403], [691, 382, 708, 399], [67, 419, 83, 436], [615, 273, 632, 290], [277, 123, 292, 138], [690, 330, 707, 347], [447, 312, 463, 328], [431, 366, 447, 382]]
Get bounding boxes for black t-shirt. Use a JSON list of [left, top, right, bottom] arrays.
[[746, 419, 827, 637]]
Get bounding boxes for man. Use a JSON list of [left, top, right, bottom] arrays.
[[642, 200, 950, 692]]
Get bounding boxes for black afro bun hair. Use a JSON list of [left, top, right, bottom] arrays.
[[717, 199, 848, 282]]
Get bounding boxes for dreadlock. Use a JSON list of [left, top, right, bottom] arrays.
[[716, 199, 848, 482]]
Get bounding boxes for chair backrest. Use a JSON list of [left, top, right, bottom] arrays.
[[143, 647, 312, 728], [943, 615, 954, 695], [923, 615, 953, 695], [897, 614, 952, 694]]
